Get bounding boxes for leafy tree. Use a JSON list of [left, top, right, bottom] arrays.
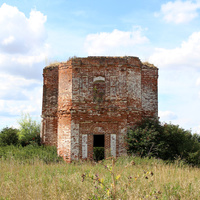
[[126, 118, 200, 166], [126, 119, 166, 158], [0, 127, 19, 146], [18, 113, 41, 146], [162, 123, 200, 163]]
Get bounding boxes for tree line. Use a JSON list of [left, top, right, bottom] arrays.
[[126, 118, 200, 166], [1, 115, 200, 166], [0, 113, 40, 147]]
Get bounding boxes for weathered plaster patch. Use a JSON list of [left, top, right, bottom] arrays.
[[71, 122, 79, 160], [82, 134, 87, 159], [111, 134, 116, 157]]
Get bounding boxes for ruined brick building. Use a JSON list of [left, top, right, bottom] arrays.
[[41, 56, 158, 162]]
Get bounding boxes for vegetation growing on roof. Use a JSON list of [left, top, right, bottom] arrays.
[[44, 62, 60, 69], [143, 61, 157, 68]]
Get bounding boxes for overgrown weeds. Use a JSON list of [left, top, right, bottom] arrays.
[[0, 155, 200, 199], [0, 145, 63, 164]]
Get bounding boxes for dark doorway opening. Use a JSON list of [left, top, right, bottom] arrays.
[[93, 135, 104, 147], [93, 134, 105, 161]]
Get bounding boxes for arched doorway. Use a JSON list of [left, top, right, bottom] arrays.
[[93, 134, 105, 161]]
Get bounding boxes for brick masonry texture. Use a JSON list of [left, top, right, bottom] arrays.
[[41, 56, 158, 162]]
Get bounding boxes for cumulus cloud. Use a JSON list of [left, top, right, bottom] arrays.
[[0, 3, 48, 79], [0, 97, 41, 117], [149, 31, 200, 69], [148, 31, 200, 133], [0, 4, 47, 128], [155, 0, 200, 24], [0, 3, 47, 54], [0, 74, 41, 100], [84, 28, 149, 56], [0, 75, 42, 123], [196, 77, 200, 85], [159, 110, 178, 121]]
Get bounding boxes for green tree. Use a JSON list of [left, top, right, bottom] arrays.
[[18, 113, 41, 146], [126, 118, 200, 166], [162, 123, 200, 163], [0, 127, 19, 146], [126, 118, 166, 158]]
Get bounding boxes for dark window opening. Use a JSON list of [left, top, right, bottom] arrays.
[[93, 134, 105, 161], [93, 135, 104, 147], [93, 80, 105, 103]]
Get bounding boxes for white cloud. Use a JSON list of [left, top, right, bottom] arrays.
[[149, 31, 200, 133], [149, 31, 200, 69], [159, 110, 178, 121], [84, 28, 149, 56], [0, 73, 41, 100], [156, 0, 200, 24], [0, 4, 47, 129], [0, 3, 48, 79], [193, 125, 200, 134], [0, 74, 42, 128], [0, 3, 47, 54], [196, 77, 200, 86]]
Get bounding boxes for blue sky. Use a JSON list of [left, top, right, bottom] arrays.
[[0, 0, 200, 133]]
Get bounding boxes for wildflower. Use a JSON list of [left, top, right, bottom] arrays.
[[116, 175, 120, 180], [100, 178, 104, 183], [107, 189, 110, 197]]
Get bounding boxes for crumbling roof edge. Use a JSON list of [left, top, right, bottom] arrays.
[[44, 57, 158, 69], [142, 62, 158, 69]]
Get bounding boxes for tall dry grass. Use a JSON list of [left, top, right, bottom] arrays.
[[0, 156, 200, 199]]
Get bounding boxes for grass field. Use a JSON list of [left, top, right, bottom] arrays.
[[0, 155, 200, 200]]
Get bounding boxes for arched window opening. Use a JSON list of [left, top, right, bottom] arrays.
[[93, 77, 105, 103]]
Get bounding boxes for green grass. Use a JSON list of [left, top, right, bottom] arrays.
[[0, 145, 63, 164], [0, 147, 200, 199]]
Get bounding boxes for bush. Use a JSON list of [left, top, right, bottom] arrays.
[[160, 123, 200, 164], [0, 145, 63, 164], [126, 118, 200, 166], [93, 147, 104, 161], [18, 113, 41, 146], [0, 127, 19, 146], [126, 119, 166, 158]]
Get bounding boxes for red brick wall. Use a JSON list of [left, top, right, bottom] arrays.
[[57, 62, 73, 161], [41, 57, 158, 162], [141, 65, 158, 118], [41, 65, 58, 146]]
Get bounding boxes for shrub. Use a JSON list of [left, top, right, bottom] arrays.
[[126, 118, 200, 166], [161, 123, 200, 162], [18, 113, 41, 146], [126, 119, 166, 158], [93, 147, 105, 161], [0, 145, 63, 164], [0, 127, 19, 146]]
